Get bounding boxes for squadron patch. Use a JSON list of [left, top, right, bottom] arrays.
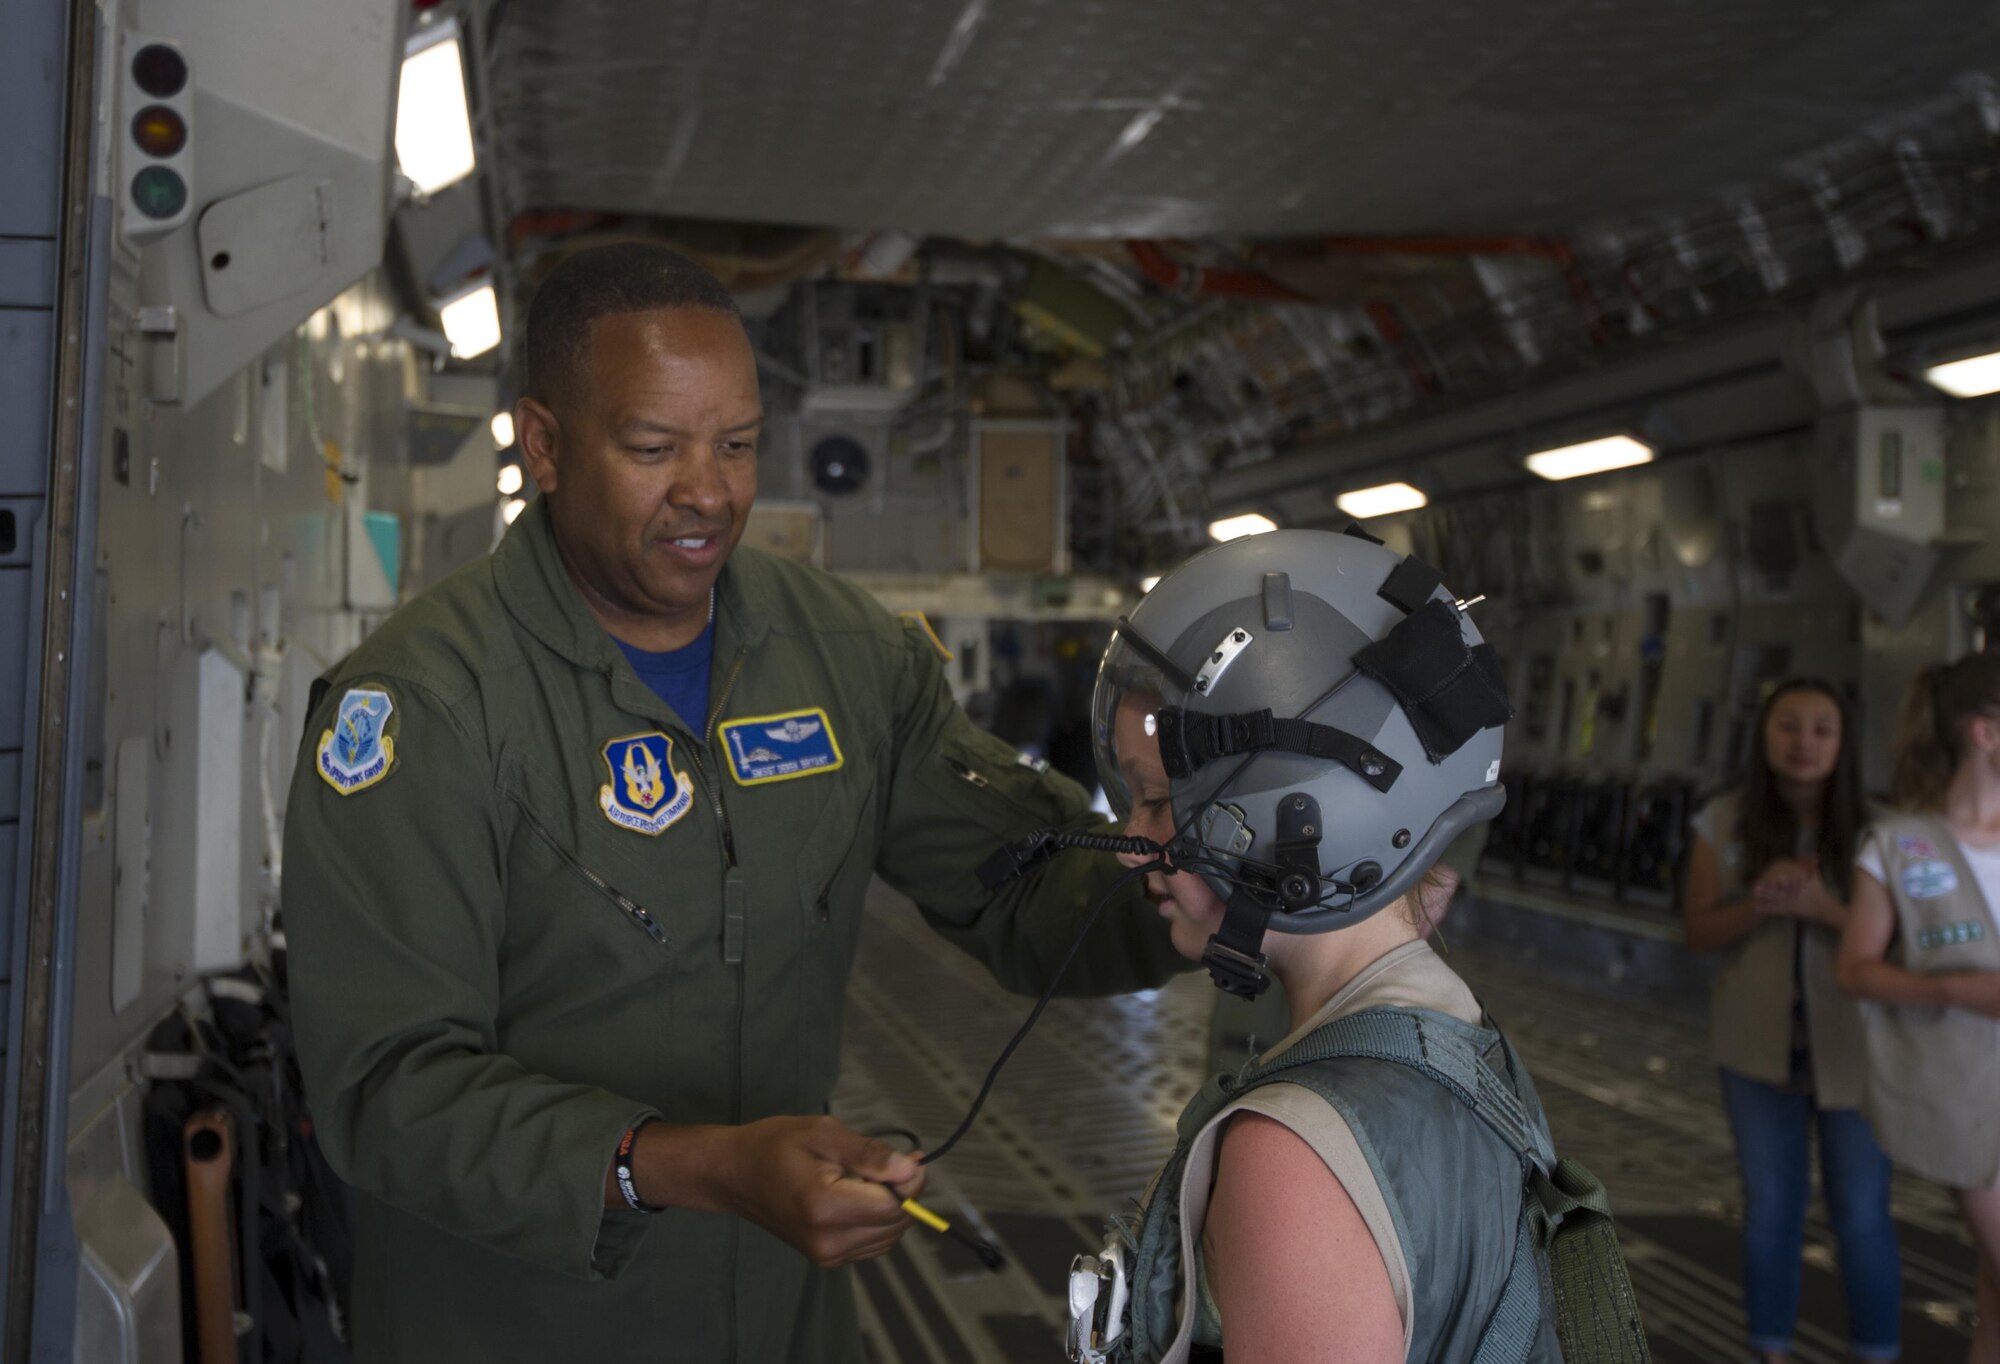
[[317, 688, 396, 795], [597, 732, 695, 836], [1902, 858, 1960, 900], [719, 708, 844, 786]]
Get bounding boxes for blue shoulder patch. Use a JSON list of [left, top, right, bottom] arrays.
[[719, 708, 844, 786], [317, 687, 396, 795]]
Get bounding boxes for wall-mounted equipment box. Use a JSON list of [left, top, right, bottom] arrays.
[[1813, 405, 1952, 626]]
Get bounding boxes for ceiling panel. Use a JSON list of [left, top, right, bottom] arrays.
[[484, 0, 2000, 239]]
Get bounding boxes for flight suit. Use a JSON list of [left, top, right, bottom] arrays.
[[281, 497, 1184, 1363]]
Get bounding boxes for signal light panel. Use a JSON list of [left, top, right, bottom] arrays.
[[122, 34, 193, 239]]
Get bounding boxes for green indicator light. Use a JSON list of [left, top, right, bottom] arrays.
[[131, 166, 187, 221]]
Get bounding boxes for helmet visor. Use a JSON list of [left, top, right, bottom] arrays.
[[1089, 622, 1195, 827]]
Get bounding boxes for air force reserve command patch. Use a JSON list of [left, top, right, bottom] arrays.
[[598, 732, 695, 835], [719, 708, 844, 786], [317, 687, 397, 795]]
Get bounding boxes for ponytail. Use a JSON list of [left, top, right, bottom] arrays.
[[1891, 655, 2000, 811]]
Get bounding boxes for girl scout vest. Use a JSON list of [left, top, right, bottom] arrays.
[[1700, 790, 1868, 1107], [1858, 813, 2000, 1188], [1082, 1006, 1649, 1363]]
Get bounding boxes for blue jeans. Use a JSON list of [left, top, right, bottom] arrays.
[[1719, 1066, 1902, 1359]]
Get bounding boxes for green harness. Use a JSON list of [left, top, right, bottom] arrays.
[[1075, 1007, 1650, 1363]]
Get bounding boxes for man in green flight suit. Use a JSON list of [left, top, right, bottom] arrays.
[[281, 243, 1184, 1362]]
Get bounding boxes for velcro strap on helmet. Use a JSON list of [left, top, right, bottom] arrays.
[[1155, 707, 1401, 792], [1353, 600, 1514, 762], [1377, 555, 1443, 614]]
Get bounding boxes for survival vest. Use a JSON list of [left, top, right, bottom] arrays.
[[1077, 1007, 1649, 1363]]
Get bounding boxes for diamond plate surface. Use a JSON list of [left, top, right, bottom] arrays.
[[486, 0, 2000, 237]]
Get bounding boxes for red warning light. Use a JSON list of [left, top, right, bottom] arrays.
[[131, 105, 187, 158], [130, 43, 188, 99]]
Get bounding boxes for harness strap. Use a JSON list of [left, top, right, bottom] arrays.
[[1231, 1008, 1548, 1165], [1155, 706, 1401, 792]]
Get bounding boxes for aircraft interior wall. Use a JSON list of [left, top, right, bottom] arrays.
[[16, 1, 2000, 1360]]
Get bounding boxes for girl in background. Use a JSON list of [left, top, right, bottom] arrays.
[[1686, 679, 1899, 1364], [1841, 655, 2000, 1364]]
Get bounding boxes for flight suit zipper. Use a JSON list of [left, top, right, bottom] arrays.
[[701, 645, 751, 1138], [508, 798, 667, 945]]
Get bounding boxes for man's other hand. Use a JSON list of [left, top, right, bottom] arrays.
[[720, 1115, 927, 1267]]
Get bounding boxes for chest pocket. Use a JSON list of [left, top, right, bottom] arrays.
[[496, 743, 717, 973]]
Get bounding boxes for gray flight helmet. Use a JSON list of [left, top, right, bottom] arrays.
[[1092, 529, 1507, 933]]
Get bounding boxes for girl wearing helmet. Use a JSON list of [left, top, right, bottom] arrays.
[[1070, 529, 1636, 1364]]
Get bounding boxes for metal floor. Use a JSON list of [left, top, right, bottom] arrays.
[[832, 884, 1978, 1363]]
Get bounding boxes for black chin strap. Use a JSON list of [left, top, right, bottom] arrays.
[[1202, 890, 1274, 998]]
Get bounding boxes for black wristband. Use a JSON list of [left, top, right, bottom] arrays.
[[614, 1120, 664, 1213]]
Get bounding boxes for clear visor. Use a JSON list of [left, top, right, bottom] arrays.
[[1089, 627, 1193, 826]]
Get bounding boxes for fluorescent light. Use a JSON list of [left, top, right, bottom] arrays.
[[502, 497, 527, 525], [490, 411, 515, 448], [1207, 512, 1277, 542], [395, 26, 477, 195], [1335, 481, 1428, 519], [1925, 351, 2000, 398], [1525, 435, 1655, 481], [439, 284, 500, 359], [1140, 575, 1162, 593], [497, 463, 523, 496]]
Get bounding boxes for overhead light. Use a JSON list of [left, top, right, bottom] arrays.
[[1335, 481, 1428, 519], [502, 497, 527, 525], [439, 283, 500, 359], [1924, 350, 2000, 398], [395, 24, 476, 195], [1525, 435, 1655, 481], [490, 410, 515, 448], [1207, 512, 1277, 542], [497, 462, 523, 496], [1140, 575, 1162, 593]]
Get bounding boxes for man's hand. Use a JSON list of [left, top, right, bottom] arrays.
[[717, 1116, 927, 1268]]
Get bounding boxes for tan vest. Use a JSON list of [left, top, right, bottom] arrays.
[[1856, 813, 2000, 1187], [1700, 790, 1868, 1107]]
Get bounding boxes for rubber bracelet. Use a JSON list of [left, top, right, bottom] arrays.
[[614, 1121, 663, 1213]]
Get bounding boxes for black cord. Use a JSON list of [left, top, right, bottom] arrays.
[[919, 859, 1165, 1167]]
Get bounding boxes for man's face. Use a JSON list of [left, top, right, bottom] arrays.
[[518, 308, 761, 638]]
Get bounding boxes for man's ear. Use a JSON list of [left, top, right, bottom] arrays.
[[517, 397, 561, 495]]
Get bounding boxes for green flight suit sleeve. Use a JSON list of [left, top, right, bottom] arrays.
[[872, 622, 1192, 997], [282, 675, 658, 1280]]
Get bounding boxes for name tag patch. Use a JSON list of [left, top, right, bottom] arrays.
[[1917, 920, 1986, 950], [720, 708, 843, 786], [1902, 858, 1960, 900], [598, 732, 695, 836], [317, 687, 396, 795]]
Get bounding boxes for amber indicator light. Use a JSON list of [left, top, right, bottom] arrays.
[[131, 105, 187, 159], [130, 43, 188, 99]]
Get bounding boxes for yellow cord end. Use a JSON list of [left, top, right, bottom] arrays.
[[900, 1197, 950, 1233]]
